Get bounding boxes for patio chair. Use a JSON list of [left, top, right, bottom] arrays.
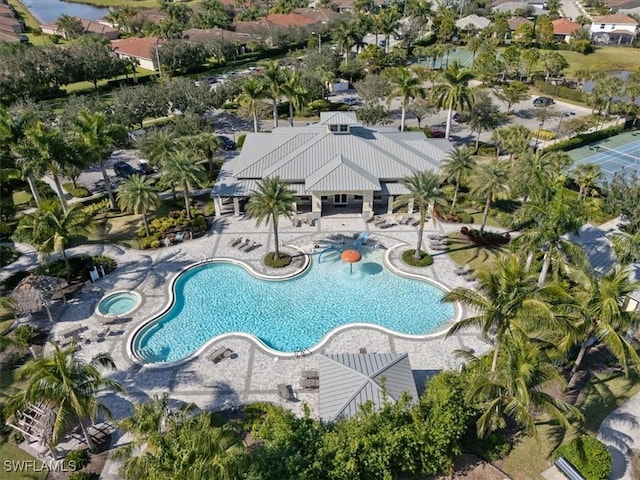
[[300, 378, 319, 389], [244, 242, 260, 253], [399, 215, 411, 225], [237, 239, 251, 250], [228, 237, 242, 247], [210, 346, 232, 364], [174, 232, 185, 242], [301, 370, 319, 379], [278, 383, 295, 402], [366, 215, 376, 223], [454, 264, 472, 276]]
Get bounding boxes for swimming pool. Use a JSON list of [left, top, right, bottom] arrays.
[[97, 291, 141, 316], [132, 249, 455, 363]]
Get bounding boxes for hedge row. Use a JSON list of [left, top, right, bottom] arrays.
[[543, 125, 625, 152], [534, 80, 586, 103], [553, 435, 611, 480]]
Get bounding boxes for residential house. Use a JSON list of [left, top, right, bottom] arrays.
[[211, 111, 453, 218], [234, 13, 317, 46], [456, 14, 492, 32], [291, 7, 342, 24], [0, 15, 23, 33], [590, 14, 638, 44], [0, 29, 20, 42], [492, 0, 546, 15], [110, 37, 162, 71], [552, 18, 583, 42], [0, 3, 15, 18], [41, 17, 119, 40], [183, 27, 253, 46], [507, 16, 534, 32]]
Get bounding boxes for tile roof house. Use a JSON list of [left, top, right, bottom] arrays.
[[456, 14, 492, 31], [291, 7, 343, 23], [318, 353, 419, 423], [41, 17, 119, 40], [183, 27, 254, 46], [0, 28, 20, 42], [552, 18, 583, 42], [507, 16, 534, 31], [211, 111, 453, 217], [234, 13, 318, 46], [110, 37, 163, 72], [590, 14, 639, 44], [0, 14, 23, 33]]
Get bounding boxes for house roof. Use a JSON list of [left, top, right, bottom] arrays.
[[566, 224, 617, 276], [319, 353, 419, 423], [0, 15, 20, 27], [291, 7, 342, 23], [591, 13, 638, 24], [42, 17, 118, 35], [552, 18, 582, 35], [264, 13, 317, 27], [507, 16, 534, 30], [0, 29, 19, 42], [211, 112, 452, 198], [183, 27, 253, 44], [604, 0, 640, 8], [456, 14, 492, 30], [110, 37, 161, 60]]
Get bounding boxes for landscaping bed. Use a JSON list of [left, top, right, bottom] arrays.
[[460, 227, 510, 246]]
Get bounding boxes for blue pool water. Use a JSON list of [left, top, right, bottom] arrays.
[[133, 250, 455, 363], [98, 292, 139, 316]]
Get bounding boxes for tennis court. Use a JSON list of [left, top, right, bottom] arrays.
[[568, 131, 640, 183], [414, 49, 474, 69]]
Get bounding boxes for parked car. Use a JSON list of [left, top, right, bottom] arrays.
[[452, 112, 463, 122], [343, 97, 360, 106], [218, 135, 237, 151], [113, 161, 140, 178], [428, 129, 446, 138], [533, 96, 555, 107]]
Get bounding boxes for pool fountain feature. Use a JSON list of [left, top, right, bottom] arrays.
[[97, 291, 141, 317], [341, 249, 361, 274]]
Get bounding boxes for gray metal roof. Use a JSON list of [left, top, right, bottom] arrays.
[[320, 111, 358, 125], [305, 155, 381, 191], [566, 224, 618, 276], [456, 14, 491, 29], [319, 353, 418, 423], [379, 182, 409, 195]]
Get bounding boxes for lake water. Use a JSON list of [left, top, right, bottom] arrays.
[[22, 0, 110, 23]]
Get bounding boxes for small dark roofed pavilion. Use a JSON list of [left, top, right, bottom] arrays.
[[319, 353, 418, 423]]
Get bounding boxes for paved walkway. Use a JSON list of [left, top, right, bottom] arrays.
[[2, 213, 499, 479]]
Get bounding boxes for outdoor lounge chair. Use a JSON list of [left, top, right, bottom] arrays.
[[301, 370, 319, 379], [454, 264, 472, 276], [210, 346, 233, 364], [398, 215, 411, 225], [244, 242, 260, 253], [174, 232, 185, 242], [278, 383, 295, 401], [301, 378, 319, 389], [228, 237, 242, 247], [237, 239, 251, 250]]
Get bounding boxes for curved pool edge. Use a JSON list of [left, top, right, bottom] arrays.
[[126, 247, 311, 368], [96, 289, 143, 318], [126, 244, 461, 369]]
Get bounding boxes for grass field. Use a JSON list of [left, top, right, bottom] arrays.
[[558, 47, 640, 74], [0, 443, 48, 480], [6, 0, 40, 31]]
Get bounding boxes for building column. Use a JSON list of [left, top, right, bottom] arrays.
[[311, 193, 322, 215], [291, 201, 297, 214], [362, 191, 373, 217], [233, 197, 240, 216], [387, 196, 394, 215], [214, 196, 223, 217]]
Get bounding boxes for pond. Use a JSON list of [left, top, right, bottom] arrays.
[[22, 0, 109, 23]]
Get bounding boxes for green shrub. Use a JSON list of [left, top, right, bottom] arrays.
[[62, 182, 91, 198], [457, 212, 474, 224], [537, 129, 555, 140], [534, 80, 586, 102], [0, 247, 20, 267], [236, 133, 247, 149], [470, 431, 512, 461], [264, 252, 292, 268], [91, 255, 117, 273], [544, 125, 625, 152], [9, 430, 24, 444], [12, 325, 36, 344], [477, 145, 497, 156], [402, 249, 434, 267], [138, 235, 160, 249], [65, 449, 90, 470], [553, 435, 612, 480], [221, 101, 239, 110], [67, 472, 98, 480]]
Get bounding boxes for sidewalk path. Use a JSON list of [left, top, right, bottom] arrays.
[[597, 391, 640, 480]]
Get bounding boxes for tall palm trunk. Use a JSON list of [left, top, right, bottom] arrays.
[[272, 99, 278, 129], [400, 104, 406, 132], [62, 249, 71, 282], [567, 335, 591, 389], [491, 342, 500, 373], [288, 102, 294, 127], [183, 181, 192, 221], [537, 243, 553, 286], [480, 193, 491, 234], [450, 175, 460, 213], [474, 130, 481, 152], [100, 162, 117, 209], [272, 212, 280, 260], [252, 109, 259, 133], [77, 414, 96, 452], [414, 205, 427, 259], [51, 172, 68, 212], [26, 175, 42, 208], [142, 213, 150, 237], [525, 252, 534, 272], [445, 105, 453, 139]]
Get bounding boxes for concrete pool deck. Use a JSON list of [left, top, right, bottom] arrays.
[[3, 213, 494, 472]]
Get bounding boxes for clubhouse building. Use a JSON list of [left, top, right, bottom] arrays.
[[211, 112, 453, 218]]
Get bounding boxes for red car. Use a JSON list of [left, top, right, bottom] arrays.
[[429, 129, 446, 138]]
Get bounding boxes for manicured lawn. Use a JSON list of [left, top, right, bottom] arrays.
[[469, 211, 501, 228], [63, 68, 155, 95], [5, 0, 39, 31], [557, 47, 640, 74], [446, 232, 507, 273], [0, 442, 48, 480], [12, 190, 32, 206]]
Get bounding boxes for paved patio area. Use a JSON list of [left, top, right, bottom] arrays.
[[3, 213, 494, 476]]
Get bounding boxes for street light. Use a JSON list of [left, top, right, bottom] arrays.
[[154, 42, 162, 78], [534, 121, 544, 152], [312, 31, 321, 54]]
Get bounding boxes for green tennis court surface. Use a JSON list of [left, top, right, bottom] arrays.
[[568, 131, 640, 183]]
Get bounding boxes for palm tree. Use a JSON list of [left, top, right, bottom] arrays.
[[440, 146, 476, 213], [117, 175, 160, 237], [511, 149, 571, 203], [71, 110, 122, 209], [386, 68, 424, 132], [378, 6, 400, 53], [333, 21, 356, 64], [470, 160, 510, 234], [5, 343, 123, 452], [467, 334, 581, 439], [432, 61, 475, 139], [282, 71, 309, 128], [395, 171, 443, 260], [237, 78, 266, 133], [261, 61, 286, 129], [245, 177, 296, 261], [56, 14, 84, 39], [491, 125, 531, 162], [610, 230, 640, 266], [572, 163, 602, 201], [140, 131, 179, 198], [564, 267, 640, 387], [161, 150, 206, 221], [186, 132, 223, 175], [13, 201, 94, 280], [444, 253, 562, 374], [592, 74, 623, 116], [15, 121, 70, 212], [0, 295, 18, 322], [514, 188, 585, 285]]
